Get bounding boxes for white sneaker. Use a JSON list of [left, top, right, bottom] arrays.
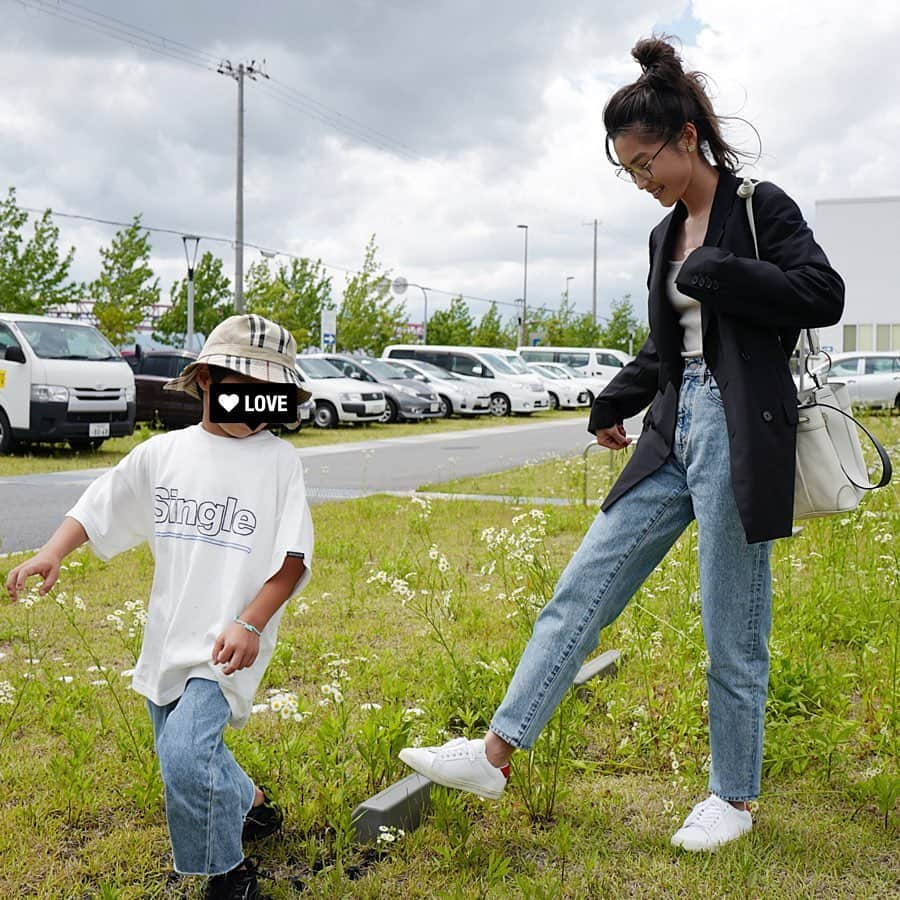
[[670, 794, 752, 851], [398, 737, 509, 800]]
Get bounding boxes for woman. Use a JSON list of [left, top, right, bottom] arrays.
[[399, 36, 844, 851]]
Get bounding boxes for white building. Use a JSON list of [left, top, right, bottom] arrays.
[[814, 195, 900, 353]]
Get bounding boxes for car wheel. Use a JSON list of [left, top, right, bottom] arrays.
[[0, 408, 14, 454], [490, 393, 511, 417], [548, 392, 559, 410], [314, 401, 338, 428], [585, 390, 595, 405], [895, 393, 900, 413], [68, 438, 105, 452], [438, 395, 452, 418], [379, 398, 398, 424]]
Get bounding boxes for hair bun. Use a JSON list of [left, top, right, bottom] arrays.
[[632, 36, 684, 82]]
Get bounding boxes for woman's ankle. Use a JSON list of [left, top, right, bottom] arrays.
[[484, 730, 515, 768]]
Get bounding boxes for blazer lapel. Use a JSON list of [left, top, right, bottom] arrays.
[[648, 205, 686, 373]]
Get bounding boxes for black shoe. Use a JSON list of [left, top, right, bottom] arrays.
[[205, 857, 262, 900], [242, 788, 284, 842]]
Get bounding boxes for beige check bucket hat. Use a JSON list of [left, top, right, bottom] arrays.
[[164, 314, 311, 408]]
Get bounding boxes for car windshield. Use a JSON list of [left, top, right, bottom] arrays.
[[410, 360, 461, 381], [478, 353, 516, 375], [560, 365, 583, 378], [534, 365, 564, 380], [17, 321, 121, 360], [359, 358, 408, 380], [295, 357, 344, 378], [498, 354, 531, 374]]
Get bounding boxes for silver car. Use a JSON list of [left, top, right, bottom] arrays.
[[385, 359, 491, 417], [809, 351, 900, 409]]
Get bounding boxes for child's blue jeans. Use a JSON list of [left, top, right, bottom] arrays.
[[147, 677, 255, 875], [490, 358, 774, 801]]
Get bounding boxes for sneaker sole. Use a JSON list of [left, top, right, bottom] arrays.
[[398, 749, 504, 800]]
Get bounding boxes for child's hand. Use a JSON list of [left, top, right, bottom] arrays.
[[212, 622, 260, 675], [5, 549, 63, 602]]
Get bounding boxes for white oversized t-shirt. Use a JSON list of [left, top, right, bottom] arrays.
[[66, 424, 313, 727]]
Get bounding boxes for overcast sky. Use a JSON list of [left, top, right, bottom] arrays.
[[3, 0, 898, 330]]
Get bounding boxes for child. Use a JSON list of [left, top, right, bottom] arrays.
[[6, 314, 314, 899]]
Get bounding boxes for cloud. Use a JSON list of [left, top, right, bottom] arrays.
[[2, 0, 898, 330]]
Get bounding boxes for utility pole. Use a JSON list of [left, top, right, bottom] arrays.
[[517, 224, 528, 346], [583, 219, 600, 324], [218, 59, 269, 313]]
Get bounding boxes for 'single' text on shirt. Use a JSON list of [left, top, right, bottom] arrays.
[[153, 487, 258, 537]]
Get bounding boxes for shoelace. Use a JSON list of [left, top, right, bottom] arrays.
[[686, 799, 726, 834]]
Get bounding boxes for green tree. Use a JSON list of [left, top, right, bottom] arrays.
[[0, 187, 77, 314], [245, 257, 332, 350], [471, 302, 509, 347], [600, 294, 649, 354], [89, 215, 159, 347], [337, 235, 406, 354], [154, 251, 234, 348], [426, 295, 474, 345]]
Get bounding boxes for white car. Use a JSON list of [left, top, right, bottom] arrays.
[[524, 363, 591, 409], [518, 345, 632, 381], [381, 345, 550, 416], [384, 359, 491, 417], [529, 362, 606, 406], [805, 351, 900, 409], [294, 356, 385, 427], [0, 313, 136, 453]]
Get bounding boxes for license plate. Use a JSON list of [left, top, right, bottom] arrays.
[[364, 402, 382, 413], [430, 402, 439, 412], [89, 423, 110, 437]]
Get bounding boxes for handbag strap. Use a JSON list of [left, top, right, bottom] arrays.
[[739, 178, 893, 493], [738, 178, 819, 356], [807, 400, 893, 490]]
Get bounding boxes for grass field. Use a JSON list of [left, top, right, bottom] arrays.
[[0, 409, 587, 478], [0, 419, 896, 897]]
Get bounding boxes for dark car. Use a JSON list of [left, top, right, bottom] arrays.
[[316, 354, 442, 423], [124, 348, 315, 431], [123, 349, 202, 428]]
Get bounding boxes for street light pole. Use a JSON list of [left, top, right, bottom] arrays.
[[182, 235, 201, 351], [583, 218, 600, 324], [517, 224, 528, 346], [419, 285, 429, 344], [565, 275, 574, 302]]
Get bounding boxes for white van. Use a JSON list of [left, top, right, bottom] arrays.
[[294, 355, 386, 427], [517, 345, 631, 381], [381, 344, 550, 416], [0, 313, 136, 453]]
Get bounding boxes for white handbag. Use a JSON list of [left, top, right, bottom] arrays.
[[738, 178, 893, 520]]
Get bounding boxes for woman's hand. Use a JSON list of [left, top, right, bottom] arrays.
[[595, 423, 632, 450], [212, 622, 260, 675]]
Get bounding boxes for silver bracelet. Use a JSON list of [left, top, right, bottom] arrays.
[[233, 615, 262, 637]]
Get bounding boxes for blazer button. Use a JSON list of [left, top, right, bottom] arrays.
[[704, 277, 712, 288], [762, 410, 774, 422], [691, 275, 699, 286], [712, 279, 719, 290]]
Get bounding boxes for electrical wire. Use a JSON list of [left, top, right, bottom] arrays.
[[14, 0, 427, 161], [12, 204, 553, 313]]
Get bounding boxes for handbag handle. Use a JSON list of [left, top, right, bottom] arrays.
[[739, 177, 893, 493]]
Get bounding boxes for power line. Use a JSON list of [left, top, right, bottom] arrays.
[[11, 203, 558, 314], [16, 0, 427, 161]]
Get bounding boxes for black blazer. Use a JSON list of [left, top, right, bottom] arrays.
[[588, 169, 845, 543]]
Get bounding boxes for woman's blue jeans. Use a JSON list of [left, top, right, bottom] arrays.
[[490, 358, 773, 801], [147, 678, 255, 875]]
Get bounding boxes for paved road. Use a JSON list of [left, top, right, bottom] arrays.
[[0, 415, 643, 555]]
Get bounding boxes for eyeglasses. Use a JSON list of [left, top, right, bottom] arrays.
[[614, 137, 672, 183]]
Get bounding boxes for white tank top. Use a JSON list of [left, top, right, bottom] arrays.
[[667, 260, 703, 358]]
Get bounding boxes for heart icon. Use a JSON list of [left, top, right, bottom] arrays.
[[218, 393, 239, 412]]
